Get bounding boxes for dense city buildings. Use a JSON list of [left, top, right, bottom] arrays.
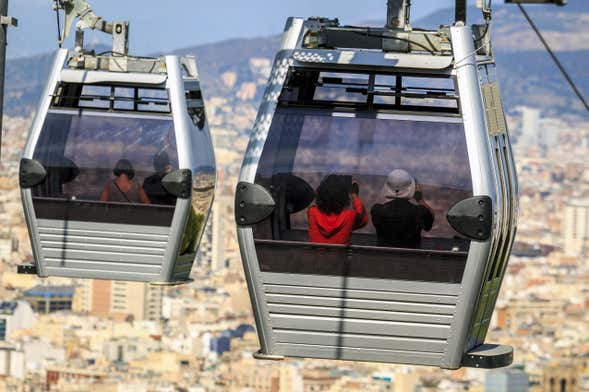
[[72, 280, 164, 322], [485, 368, 529, 392], [0, 49, 586, 390], [0, 301, 35, 341], [563, 199, 589, 256], [23, 285, 74, 314]]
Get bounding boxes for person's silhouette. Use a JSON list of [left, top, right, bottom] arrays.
[[100, 159, 150, 204], [371, 169, 434, 248], [143, 152, 177, 206], [307, 174, 368, 245]]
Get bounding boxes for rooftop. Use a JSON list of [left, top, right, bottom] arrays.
[[566, 199, 589, 208], [0, 301, 19, 315], [24, 285, 76, 298]]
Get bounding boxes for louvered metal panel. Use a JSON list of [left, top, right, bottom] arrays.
[[37, 220, 169, 281], [263, 278, 456, 365], [273, 344, 444, 366]]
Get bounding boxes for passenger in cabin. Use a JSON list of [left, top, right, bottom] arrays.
[[100, 159, 151, 204], [143, 151, 177, 205], [371, 169, 434, 248], [307, 174, 368, 245]]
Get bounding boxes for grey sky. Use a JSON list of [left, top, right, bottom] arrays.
[[7, 0, 456, 59]]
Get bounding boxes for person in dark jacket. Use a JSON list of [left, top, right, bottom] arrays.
[[371, 169, 434, 248], [143, 151, 177, 206], [307, 175, 368, 245]]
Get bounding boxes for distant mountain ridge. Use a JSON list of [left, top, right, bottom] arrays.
[[4, 3, 588, 119]]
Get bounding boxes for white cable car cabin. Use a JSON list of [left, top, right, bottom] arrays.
[[235, 3, 518, 369], [18, 13, 215, 284]]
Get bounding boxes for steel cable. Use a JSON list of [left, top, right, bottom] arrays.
[[517, 3, 589, 112]]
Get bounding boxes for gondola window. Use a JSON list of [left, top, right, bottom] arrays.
[[253, 108, 473, 283], [31, 110, 179, 227]]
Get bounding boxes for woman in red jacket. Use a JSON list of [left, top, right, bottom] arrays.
[[307, 175, 368, 245]]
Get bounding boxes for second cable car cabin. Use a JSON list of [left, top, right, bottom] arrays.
[[19, 48, 215, 284], [236, 15, 518, 368]]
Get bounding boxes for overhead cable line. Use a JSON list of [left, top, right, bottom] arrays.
[[55, 0, 62, 47], [517, 3, 589, 112]]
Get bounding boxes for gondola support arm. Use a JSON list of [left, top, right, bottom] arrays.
[[54, 0, 129, 56]]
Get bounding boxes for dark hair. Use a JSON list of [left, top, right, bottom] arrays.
[[315, 175, 350, 215], [153, 151, 171, 173], [113, 159, 135, 180]]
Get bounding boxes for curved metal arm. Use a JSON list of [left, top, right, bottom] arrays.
[[54, 0, 129, 58], [56, 0, 113, 44]]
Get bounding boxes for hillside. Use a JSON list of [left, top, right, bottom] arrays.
[[4, 3, 588, 119]]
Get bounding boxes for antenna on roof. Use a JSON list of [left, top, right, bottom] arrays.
[[455, 0, 467, 23], [386, 0, 411, 30]]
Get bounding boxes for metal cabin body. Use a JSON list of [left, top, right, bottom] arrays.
[[20, 49, 216, 284], [236, 17, 518, 369]]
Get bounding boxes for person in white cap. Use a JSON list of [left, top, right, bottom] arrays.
[[370, 169, 434, 248]]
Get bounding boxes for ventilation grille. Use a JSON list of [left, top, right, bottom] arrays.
[[37, 220, 169, 281], [262, 276, 458, 366], [482, 83, 507, 135]]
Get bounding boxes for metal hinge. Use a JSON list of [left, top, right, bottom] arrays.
[[235, 182, 275, 226], [19, 158, 47, 189], [162, 169, 192, 199], [447, 196, 493, 241]]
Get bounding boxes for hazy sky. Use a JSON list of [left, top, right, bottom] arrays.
[[7, 0, 456, 59]]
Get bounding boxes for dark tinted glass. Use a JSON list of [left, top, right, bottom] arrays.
[[279, 69, 459, 114], [59, 83, 171, 114], [253, 109, 473, 283], [32, 110, 179, 226]]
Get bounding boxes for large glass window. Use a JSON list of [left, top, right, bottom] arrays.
[[32, 110, 179, 226], [253, 109, 473, 283]]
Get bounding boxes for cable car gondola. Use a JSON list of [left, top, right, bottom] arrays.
[[236, 1, 518, 369], [18, 1, 215, 284]]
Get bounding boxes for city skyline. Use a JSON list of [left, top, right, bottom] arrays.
[[0, 0, 586, 390], [0, 101, 587, 390]]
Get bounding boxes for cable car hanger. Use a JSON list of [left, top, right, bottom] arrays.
[[51, 0, 165, 73], [18, 0, 216, 284]]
